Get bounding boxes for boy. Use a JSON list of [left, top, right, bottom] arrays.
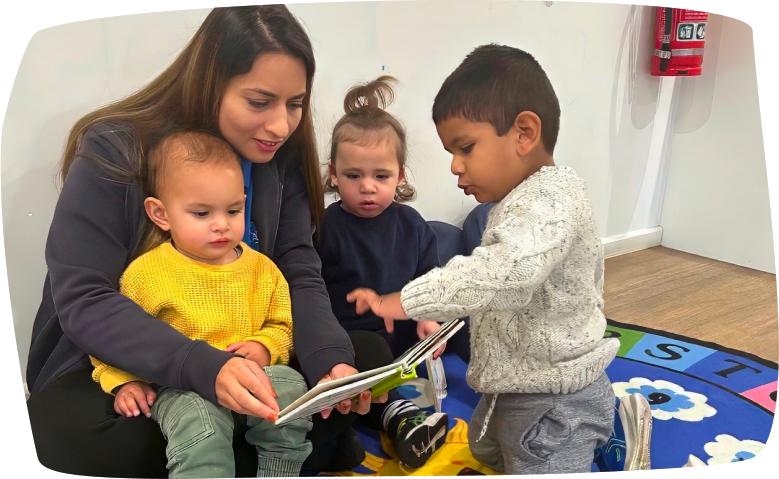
[[348, 44, 619, 474], [89, 130, 312, 478]]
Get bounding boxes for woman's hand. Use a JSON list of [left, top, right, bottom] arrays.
[[417, 320, 446, 359], [215, 357, 280, 421], [114, 381, 156, 418], [317, 363, 388, 419]]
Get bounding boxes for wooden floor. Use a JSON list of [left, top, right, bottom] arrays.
[[604, 246, 778, 362]]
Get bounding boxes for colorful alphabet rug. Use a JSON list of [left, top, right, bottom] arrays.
[[324, 319, 776, 475]]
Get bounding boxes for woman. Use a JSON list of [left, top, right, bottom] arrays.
[[25, 6, 381, 477]]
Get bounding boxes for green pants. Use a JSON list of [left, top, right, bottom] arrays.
[[150, 365, 313, 478]]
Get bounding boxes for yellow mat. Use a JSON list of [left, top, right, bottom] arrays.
[[325, 419, 499, 476]]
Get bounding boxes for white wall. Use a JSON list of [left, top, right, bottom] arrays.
[[338, 2, 671, 232], [1, 1, 765, 378], [368, 0, 667, 232], [1, 8, 213, 378], [660, 15, 774, 273]]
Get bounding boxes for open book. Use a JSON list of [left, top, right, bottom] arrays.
[[274, 318, 464, 426]]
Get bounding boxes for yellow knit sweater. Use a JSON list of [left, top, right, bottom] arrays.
[[91, 241, 293, 394]]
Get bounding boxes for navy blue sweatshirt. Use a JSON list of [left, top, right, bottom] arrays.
[[317, 201, 440, 332]]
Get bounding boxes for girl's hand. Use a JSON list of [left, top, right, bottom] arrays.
[[114, 381, 156, 418], [417, 320, 446, 359]]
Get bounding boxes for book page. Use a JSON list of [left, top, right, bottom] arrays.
[[405, 319, 464, 366], [276, 362, 399, 419], [395, 318, 462, 366], [273, 318, 464, 426], [274, 367, 401, 425]]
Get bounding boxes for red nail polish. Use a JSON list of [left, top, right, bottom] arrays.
[[267, 412, 278, 422]]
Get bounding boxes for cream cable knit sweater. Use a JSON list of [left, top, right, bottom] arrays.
[[401, 166, 619, 395]]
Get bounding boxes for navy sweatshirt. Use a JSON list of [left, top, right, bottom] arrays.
[[317, 201, 440, 332]]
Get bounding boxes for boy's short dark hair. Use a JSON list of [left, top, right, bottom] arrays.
[[432, 44, 561, 154]]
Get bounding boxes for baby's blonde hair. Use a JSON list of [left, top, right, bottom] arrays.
[[146, 130, 240, 199]]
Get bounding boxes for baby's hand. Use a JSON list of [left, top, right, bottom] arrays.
[[225, 341, 272, 368], [114, 381, 156, 418], [417, 320, 446, 359]]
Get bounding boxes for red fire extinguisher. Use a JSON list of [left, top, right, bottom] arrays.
[[651, 7, 708, 76]]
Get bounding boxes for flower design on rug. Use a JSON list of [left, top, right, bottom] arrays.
[[612, 377, 716, 421], [704, 434, 765, 465]]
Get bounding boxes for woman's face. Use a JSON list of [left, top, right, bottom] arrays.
[[218, 53, 308, 164]]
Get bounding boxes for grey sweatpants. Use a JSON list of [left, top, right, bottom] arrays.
[[468, 373, 615, 475]]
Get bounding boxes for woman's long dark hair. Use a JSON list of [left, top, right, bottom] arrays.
[[58, 5, 324, 253]]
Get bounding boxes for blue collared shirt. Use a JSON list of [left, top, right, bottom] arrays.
[[241, 159, 260, 251]]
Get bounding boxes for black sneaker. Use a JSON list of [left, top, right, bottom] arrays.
[[392, 411, 449, 469]]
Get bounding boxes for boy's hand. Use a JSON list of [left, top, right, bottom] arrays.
[[346, 288, 381, 315], [114, 381, 156, 418], [417, 320, 446, 359], [346, 289, 409, 333], [225, 341, 271, 368]]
